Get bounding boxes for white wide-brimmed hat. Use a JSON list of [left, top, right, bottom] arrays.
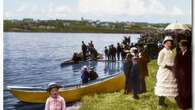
[[82, 65, 88, 70], [163, 36, 173, 44], [47, 82, 62, 92]]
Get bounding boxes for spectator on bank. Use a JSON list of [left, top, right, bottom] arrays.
[[174, 40, 192, 110], [155, 36, 178, 107]]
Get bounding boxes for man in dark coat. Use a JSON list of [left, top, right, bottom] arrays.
[[108, 45, 112, 61], [82, 41, 87, 60], [112, 45, 117, 61], [116, 43, 122, 60], [121, 46, 126, 60], [174, 40, 192, 110], [91, 47, 98, 60], [104, 46, 109, 60], [138, 44, 150, 93]]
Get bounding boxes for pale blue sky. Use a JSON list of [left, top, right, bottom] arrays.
[[4, 0, 192, 23]]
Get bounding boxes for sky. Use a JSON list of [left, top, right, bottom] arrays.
[[4, 0, 192, 24]]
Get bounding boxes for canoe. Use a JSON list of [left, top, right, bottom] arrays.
[[60, 59, 85, 67], [7, 72, 125, 103], [60, 54, 103, 66]]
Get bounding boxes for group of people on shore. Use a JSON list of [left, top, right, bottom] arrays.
[[104, 36, 135, 61], [122, 35, 192, 110]]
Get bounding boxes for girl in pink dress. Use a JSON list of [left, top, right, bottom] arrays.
[[45, 83, 66, 110]]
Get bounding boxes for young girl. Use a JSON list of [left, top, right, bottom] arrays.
[[155, 36, 178, 107], [45, 82, 66, 110]]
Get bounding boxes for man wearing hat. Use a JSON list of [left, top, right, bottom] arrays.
[[174, 40, 192, 109], [154, 36, 178, 107], [137, 44, 150, 93]]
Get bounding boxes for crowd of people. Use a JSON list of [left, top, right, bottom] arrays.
[[104, 36, 135, 61], [122, 35, 192, 109], [72, 41, 99, 63], [45, 35, 192, 110], [81, 41, 98, 60]]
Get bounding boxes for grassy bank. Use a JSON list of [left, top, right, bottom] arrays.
[[79, 60, 179, 110]]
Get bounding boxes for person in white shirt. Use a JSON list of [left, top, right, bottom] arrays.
[[154, 36, 178, 107]]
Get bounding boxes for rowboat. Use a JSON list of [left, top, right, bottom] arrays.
[[61, 53, 104, 66], [7, 72, 125, 103]]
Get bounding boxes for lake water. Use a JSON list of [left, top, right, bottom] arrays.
[[4, 32, 140, 110]]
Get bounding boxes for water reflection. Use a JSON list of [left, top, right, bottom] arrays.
[[70, 61, 122, 76], [13, 101, 79, 110], [13, 102, 44, 110], [104, 61, 122, 75]]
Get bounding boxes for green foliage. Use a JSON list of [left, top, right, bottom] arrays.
[[79, 60, 179, 110], [3, 20, 165, 33]]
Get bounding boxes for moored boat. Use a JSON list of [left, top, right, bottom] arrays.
[[7, 72, 125, 103], [60, 53, 103, 66]]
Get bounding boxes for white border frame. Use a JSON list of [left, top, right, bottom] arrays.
[[0, 0, 3, 109]]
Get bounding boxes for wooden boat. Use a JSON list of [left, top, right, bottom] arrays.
[[61, 53, 103, 66], [7, 72, 125, 103]]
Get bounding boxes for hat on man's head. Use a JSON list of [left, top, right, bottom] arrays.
[[163, 36, 173, 44], [47, 82, 62, 92]]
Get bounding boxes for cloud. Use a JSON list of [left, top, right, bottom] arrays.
[[78, 0, 184, 17], [4, 0, 189, 23], [4, 1, 74, 19]]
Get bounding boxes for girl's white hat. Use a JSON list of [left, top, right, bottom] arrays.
[[163, 36, 173, 44], [82, 65, 88, 70], [47, 82, 62, 92]]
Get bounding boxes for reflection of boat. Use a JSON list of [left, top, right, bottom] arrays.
[[13, 102, 44, 110], [61, 53, 103, 66], [7, 72, 125, 103]]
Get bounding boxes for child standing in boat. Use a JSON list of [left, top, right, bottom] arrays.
[[45, 82, 66, 110]]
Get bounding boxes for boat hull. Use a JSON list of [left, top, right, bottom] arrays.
[[61, 54, 103, 66], [8, 73, 125, 103]]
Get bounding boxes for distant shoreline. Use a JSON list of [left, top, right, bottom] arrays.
[[3, 31, 142, 34], [4, 19, 167, 35]]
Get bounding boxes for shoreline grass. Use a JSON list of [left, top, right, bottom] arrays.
[[79, 60, 179, 110]]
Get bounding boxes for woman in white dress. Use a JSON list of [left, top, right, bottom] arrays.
[[155, 36, 178, 107]]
